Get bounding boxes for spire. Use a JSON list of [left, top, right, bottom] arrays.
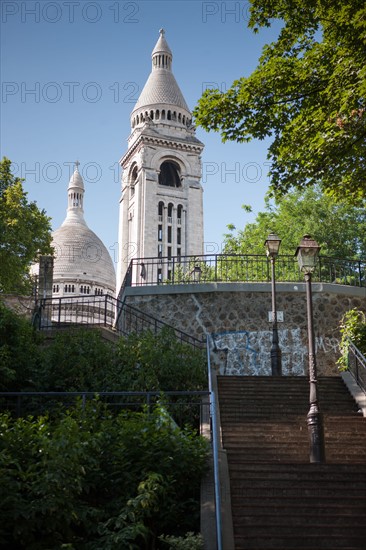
[[151, 28, 172, 69], [66, 161, 86, 222], [131, 29, 190, 123]]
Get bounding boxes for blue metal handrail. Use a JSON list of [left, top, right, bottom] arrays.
[[347, 338, 366, 393], [207, 334, 223, 550]]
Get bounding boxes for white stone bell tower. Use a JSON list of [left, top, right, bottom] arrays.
[[117, 29, 204, 291]]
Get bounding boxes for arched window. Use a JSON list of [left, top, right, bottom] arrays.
[[159, 161, 181, 187], [158, 201, 164, 222], [130, 165, 138, 197]]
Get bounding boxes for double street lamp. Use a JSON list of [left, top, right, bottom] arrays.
[[295, 235, 326, 464], [265, 233, 282, 376]]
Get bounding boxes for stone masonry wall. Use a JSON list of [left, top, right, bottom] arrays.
[[124, 282, 366, 376]]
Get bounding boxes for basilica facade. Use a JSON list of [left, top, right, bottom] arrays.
[[116, 29, 205, 290], [50, 29, 204, 299]]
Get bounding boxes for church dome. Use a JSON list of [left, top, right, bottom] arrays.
[[51, 164, 115, 296], [131, 29, 191, 128]]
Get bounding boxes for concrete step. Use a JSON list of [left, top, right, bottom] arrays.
[[217, 375, 366, 549]]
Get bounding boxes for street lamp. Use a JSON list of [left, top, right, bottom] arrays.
[[265, 232, 282, 376], [295, 234, 325, 463]]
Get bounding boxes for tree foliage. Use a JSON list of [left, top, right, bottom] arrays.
[[223, 186, 366, 257], [0, 157, 52, 294], [36, 327, 206, 394], [337, 308, 366, 370], [194, 0, 366, 203], [0, 301, 43, 391], [0, 305, 209, 548], [0, 403, 208, 549]]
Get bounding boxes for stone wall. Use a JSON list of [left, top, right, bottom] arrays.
[[1, 294, 36, 320], [124, 282, 366, 376]]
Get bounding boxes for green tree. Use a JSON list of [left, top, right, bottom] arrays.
[[0, 403, 208, 549], [223, 186, 366, 257], [113, 328, 207, 393], [194, 0, 366, 204], [0, 157, 52, 294], [337, 308, 366, 370], [0, 301, 43, 391], [38, 328, 116, 392]]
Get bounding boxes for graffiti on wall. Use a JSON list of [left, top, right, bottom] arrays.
[[210, 330, 340, 376]]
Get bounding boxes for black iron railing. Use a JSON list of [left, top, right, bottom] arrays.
[[0, 391, 210, 429], [347, 339, 366, 393], [118, 254, 366, 295], [36, 295, 205, 350], [115, 301, 205, 349], [35, 294, 116, 330]]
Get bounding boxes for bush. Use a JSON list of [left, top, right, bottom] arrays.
[[38, 328, 116, 391], [337, 308, 366, 369], [0, 402, 208, 549], [0, 301, 43, 391], [159, 532, 204, 549]]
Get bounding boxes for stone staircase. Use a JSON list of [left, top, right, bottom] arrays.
[[218, 376, 366, 549]]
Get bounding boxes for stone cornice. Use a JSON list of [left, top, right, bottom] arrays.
[[120, 132, 204, 167]]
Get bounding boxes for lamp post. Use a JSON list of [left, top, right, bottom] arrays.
[[295, 235, 325, 463], [265, 232, 282, 376]]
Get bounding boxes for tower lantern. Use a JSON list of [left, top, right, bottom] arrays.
[[117, 29, 205, 289]]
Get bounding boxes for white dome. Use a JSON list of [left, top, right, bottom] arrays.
[[51, 165, 116, 295], [52, 220, 115, 291]]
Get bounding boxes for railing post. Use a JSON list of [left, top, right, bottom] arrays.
[[58, 297, 61, 326], [104, 295, 108, 326]]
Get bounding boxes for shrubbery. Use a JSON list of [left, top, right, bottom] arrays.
[[0, 303, 209, 549], [337, 308, 366, 369], [0, 402, 208, 549]]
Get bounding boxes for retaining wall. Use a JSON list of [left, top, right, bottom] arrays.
[[124, 282, 366, 376]]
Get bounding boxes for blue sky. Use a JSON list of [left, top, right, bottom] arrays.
[[1, 0, 281, 264]]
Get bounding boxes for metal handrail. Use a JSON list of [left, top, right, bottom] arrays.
[[37, 295, 205, 350], [207, 334, 223, 550], [117, 253, 366, 294], [0, 390, 210, 422], [347, 338, 366, 393]]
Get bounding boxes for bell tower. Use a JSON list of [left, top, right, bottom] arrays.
[[117, 29, 204, 290]]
